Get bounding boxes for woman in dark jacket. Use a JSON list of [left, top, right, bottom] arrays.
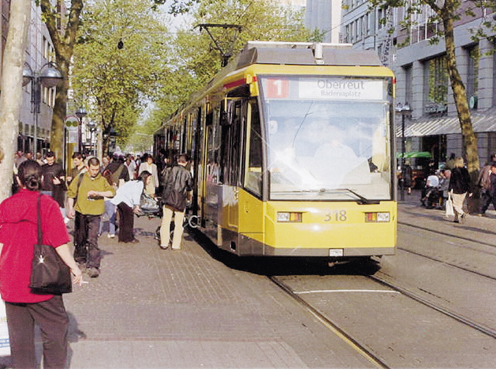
[[448, 157, 471, 223]]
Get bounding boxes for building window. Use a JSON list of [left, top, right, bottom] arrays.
[[424, 56, 448, 115], [466, 45, 479, 110]]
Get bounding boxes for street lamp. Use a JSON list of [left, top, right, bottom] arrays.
[[87, 121, 97, 156], [75, 107, 87, 154], [395, 102, 412, 201], [22, 62, 63, 156]]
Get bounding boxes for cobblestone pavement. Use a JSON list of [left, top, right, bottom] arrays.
[[63, 216, 371, 369]]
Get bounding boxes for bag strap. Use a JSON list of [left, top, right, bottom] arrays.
[[37, 194, 42, 245]]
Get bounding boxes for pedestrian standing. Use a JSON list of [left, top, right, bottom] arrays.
[[41, 151, 68, 222], [448, 157, 471, 223], [67, 157, 116, 278], [159, 154, 193, 250], [111, 171, 151, 243], [67, 152, 86, 184], [139, 154, 159, 197], [477, 153, 496, 215], [0, 160, 82, 368]]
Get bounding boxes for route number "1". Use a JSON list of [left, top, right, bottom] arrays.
[[267, 78, 289, 99]]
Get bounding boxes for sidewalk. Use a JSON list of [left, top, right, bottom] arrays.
[[398, 189, 496, 246]]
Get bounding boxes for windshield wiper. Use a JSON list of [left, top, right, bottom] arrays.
[[335, 188, 380, 205]]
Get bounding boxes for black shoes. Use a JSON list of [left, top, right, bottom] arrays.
[[87, 267, 100, 278]]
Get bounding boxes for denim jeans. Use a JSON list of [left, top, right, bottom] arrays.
[[99, 200, 116, 235]]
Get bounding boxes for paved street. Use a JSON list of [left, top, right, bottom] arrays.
[[2, 191, 495, 369], [63, 216, 371, 369]]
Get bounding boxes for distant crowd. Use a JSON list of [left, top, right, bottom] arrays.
[[402, 153, 496, 223]]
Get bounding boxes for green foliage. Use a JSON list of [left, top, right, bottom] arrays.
[[152, 0, 199, 13], [72, 0, 171, 149], [145, 0, 313, 133]]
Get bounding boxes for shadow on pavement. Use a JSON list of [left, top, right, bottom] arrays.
[[188, 228, 381, 277]]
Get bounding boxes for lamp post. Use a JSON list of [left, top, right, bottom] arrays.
[[87, 121, 97, 156], [395, 103, 412, 201], [22, 62, 63, 156], [75, 107, 87, 154]]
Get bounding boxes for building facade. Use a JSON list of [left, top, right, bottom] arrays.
[[342, 1, 496, 174], [304, 0, 341, 43], [18, 2, 59, 156]]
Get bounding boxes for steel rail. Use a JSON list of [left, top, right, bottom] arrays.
[[269, 276, 390, 369], [369, 274, 496, 340], [399, 222, 496, 281], [398, 221, 496, 249]]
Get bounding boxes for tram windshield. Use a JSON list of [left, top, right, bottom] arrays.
[[259, 76, 393, 201]]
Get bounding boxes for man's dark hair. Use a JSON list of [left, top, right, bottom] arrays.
[[178, 154, 188, 164], [46, 151, 55, 158], [72, 152, 83, 160], [88, 157, 100, 167]]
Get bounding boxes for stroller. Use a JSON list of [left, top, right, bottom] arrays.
[[137, 194, 162, 240]]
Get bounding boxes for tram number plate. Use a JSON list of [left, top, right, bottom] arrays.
[[324, 210, 347, 222], [329, 249, 344, 257]]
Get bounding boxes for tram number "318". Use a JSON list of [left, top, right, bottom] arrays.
[[324, 210, 347, 222]]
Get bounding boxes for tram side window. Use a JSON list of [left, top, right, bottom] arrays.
[[206, 109, 221, 184], [221, 100, 242, 186], [244, 102, 262, 197]]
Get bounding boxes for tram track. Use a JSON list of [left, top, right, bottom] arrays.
[[270, 265, 496, 369], [269, 276, 390, 369], [398, 221, 496, 281], [369, 274, 496, 340], [398, 220, 496, 250]]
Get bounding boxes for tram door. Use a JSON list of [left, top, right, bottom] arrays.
[[218, 98, 243, 248]]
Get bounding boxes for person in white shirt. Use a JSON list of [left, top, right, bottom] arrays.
[[138, 154, 159, 196], [110, 171, 151, 243]]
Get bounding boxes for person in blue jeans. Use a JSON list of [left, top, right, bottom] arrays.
[[99, 200, 116, 238]]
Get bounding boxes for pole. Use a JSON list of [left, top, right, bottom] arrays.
[[401, 114, 406, 201], [32, 79, 41, 156]]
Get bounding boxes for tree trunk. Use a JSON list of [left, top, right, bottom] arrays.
[[41, 0, 84, 163], [0, 0, 31, 202], [443, 12, 480, 183]]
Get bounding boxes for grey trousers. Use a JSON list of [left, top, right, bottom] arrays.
[[6, 295, 69, 369]]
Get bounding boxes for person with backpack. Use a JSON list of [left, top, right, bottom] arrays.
[[67, 157, 116, 278]]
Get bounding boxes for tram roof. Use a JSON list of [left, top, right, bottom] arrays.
[[236, 41, 382, 68]]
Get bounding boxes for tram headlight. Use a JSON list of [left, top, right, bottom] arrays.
[[365, 212, 390, 222], [277, 212, 302, 222]]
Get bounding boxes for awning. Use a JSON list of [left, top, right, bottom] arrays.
[[395, 107, 496, 137], [396, 151, 432, 159]]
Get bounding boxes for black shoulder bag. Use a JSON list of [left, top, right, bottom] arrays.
[[29, 195, 72, 295]]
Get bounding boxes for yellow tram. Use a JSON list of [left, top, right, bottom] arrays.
[[154, 41, 397, 260]]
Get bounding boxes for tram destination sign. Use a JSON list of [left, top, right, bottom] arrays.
[[300, 78, 385, 100], [263, 77, 385, 101]]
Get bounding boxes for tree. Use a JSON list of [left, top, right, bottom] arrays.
[[370, 0, 496, 181], [146, 0, 313, 130], [0, 0, 31, 201], [40, 0, 84, 161], [72, 0, 171, 153]]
